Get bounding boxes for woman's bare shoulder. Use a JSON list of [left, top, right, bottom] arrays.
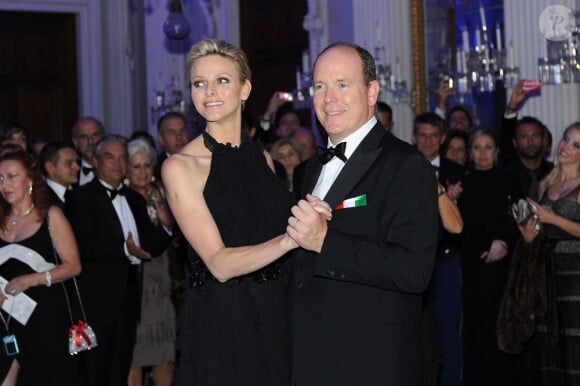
[[162, 136, 212, 189]]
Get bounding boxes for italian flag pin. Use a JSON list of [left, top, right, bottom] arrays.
[[335, 194, 367, 210]]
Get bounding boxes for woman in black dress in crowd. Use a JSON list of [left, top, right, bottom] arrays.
[[0, 149, 81, 385], [162, 39, 329, 386], [458, 130, 522, 386], [520, 121, 580, 386]]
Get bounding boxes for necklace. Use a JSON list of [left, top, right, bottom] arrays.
[[559, 176, 580, 193], [10, 204, 35, 226]]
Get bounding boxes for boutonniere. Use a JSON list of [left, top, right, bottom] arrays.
[[335, 194, 367, 210]]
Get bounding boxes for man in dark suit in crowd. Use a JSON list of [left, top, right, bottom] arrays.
[[413, 112, 465, 386], [39, 141, 80, 208], [71, 116, 105, 186], [500, 80, 553, 201], [154, 112, 189, 180], [288, 42, 438, 386], [65, 135, 171, 386]]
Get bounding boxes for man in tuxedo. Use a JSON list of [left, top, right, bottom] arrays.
[[288, 42, 438, 386], [154, 112, 189, 180], [71, 116, 105, 185], [65, 135, 171, 386], [38, 141, 80, 208], [413, 112, 465, 386]]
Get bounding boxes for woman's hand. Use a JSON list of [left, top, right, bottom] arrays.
[[305, 194, 333, 221], [154, 197, 174, 230], [519, 214, 541, 243], [4, 274, 36, 297], [528, 199, 557, 225], [480, 239, 508, 263]]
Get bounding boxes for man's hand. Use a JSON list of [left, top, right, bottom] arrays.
[[287, 198, 329, 253], [437, 80, 453, 111], [127, 232, 152, 260], [507, 80, 528, 112]]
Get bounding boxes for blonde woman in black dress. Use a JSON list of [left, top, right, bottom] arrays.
[[521, 121, 580, 385], [163, 39, 329, 386]]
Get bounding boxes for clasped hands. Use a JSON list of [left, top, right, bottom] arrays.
[[285, 194, 332, 253]]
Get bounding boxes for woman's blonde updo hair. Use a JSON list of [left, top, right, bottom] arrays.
[[187, 39, 252, 84]]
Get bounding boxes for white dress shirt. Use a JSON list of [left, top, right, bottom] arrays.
[[79, 159, 95, 186], [312, 117, 377, 199], [99, 179, 141, 265], [431, 155, 441, 179]]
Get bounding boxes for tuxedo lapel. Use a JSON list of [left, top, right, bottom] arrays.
[[91, 180, 125, 240], [323, 124, 384, 209]]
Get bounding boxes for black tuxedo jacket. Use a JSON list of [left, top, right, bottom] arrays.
[[64, 179, 170, 325], [154, 152, 169, 182], [292, 123, 439, 386], [46, 184, 64, 210]]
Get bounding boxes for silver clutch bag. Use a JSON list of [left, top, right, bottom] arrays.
[[511, 198, 535, 225]]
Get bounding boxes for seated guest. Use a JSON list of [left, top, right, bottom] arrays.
[[126, 139, 176, 386], [0, 149, 82, 385], [39, 141, 80, 208], [65, 135, 171, 386]]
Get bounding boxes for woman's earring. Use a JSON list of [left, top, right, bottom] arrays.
[[151, 176, 156, 183], [28, 185, 33, 195], [123, 178, 130, 186]]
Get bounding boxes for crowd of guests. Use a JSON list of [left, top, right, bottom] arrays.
[[0, 38, 577, 386], [412, 79, 580, 386], [0, 115, 187, 386]]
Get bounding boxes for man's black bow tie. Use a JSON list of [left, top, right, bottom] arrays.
[[106, 186, 127, 200], [316, 142, 347, 164], [82, 166, 94, 176]]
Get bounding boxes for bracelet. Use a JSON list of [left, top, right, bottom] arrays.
[[45, 270, 52, 287]]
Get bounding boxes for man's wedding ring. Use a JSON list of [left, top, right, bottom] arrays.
[[9, 289, 15, 295], [535, 223, 541, 231]]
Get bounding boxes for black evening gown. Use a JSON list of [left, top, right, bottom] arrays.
[[535, 189, 580, 386], [0, 218, 80, 386], [458, 167, 521, 386], [173, 132, 295, 386]]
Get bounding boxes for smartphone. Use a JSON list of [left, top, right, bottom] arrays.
[[278, 92, 293, 102], [522, 79, 542, 91]]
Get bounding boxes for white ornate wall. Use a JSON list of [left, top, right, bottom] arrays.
[[504, 0, 579, 153]]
